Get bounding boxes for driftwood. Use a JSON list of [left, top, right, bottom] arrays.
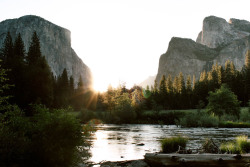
[[145, 153, 250, 167]]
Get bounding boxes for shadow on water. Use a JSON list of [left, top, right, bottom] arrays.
[[89, 124, 250, 163]]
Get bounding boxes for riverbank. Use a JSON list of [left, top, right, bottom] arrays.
[[82, 153, 250, 167]]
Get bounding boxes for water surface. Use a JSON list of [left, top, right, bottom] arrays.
[[89, 124, 250, 163]]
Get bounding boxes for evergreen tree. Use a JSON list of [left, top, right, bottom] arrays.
[[12, 34, 26, 106], [244, 50, 250, 101], [177, 72, 185, 93], [0, 32, 13, 68], [166, 75, 173, 93], [69, 76, 74, 96], [159, 75, 167, 96], [153, 80, 158, 94], [159, 75, 167, 108], [0, 61, 10, 108], [192, 75, 196, 90], [173, 76, 178, 93], [186, 75, 192, 91], [54, 69, 70, 108], [73, 76, 85, 110], [27, 32, 42, 65], [26, 31, 53, 107]]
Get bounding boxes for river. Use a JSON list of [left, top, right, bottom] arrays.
[[88, 124, 250, 163]]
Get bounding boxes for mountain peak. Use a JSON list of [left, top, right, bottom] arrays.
[[0, 15, 92, 87]]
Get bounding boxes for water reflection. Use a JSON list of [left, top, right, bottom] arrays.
[[89, 124, 250, 163]]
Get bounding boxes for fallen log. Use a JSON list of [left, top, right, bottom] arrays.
[[144, 153, 250, 167]]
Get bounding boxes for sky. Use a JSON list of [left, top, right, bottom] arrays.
[[1, 0, 250, 91]]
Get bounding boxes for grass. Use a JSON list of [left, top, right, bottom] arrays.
[[220, 135, 250, 154], [161, 136, 188, 153]]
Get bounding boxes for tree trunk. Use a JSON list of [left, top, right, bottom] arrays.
[[144, 153, 250, 167]]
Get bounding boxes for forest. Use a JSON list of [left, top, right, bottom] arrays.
[[1, 32, 250, 124]]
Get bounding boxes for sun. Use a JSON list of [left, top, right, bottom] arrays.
[[93, 82, 108, 92]]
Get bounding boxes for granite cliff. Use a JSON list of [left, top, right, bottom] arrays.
[[0, 15, 92, 87], [156, 16, 250, 83]]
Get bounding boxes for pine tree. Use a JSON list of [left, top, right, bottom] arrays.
[[245, 50, 250, 101], [192, 75, 196, 90], [173, 76, 178, 93], [0, 32, 14, 101], [73, 76, 85, 110], [27, 32, 42, 65], [12, 34, 26, 107], [186, 75, 192, 91], [177, 72, 185, 93], [166, 75, 173, 93], [26, 31, 53, 107], [153, 79, 158, 94], [0, 32, 13, 68], [159, 75, 167, 108], [159, 75, 167, 96]]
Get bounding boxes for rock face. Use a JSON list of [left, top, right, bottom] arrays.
[[139, 75, 156, 88], [156, 16, 250, 83], [0, 15, 92, 87]]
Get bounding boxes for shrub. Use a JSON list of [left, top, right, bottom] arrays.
[[220, 135, 250, 154], [240, 109, 250, 123], [236, 135, 250, 153], [220, 142, 240, 154], [0, 105, 91, 167], [161, 136, 188, 153], [78, 108, 96, 123], [179, 111, 219, 127]]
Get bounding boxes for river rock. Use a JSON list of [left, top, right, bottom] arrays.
[[0, 15, 92, 87]]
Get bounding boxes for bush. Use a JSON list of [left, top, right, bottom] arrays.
[[220, 142, 240, 154], [0, 105, 90, 167], [240, 108, 250, 122], [236, 136, 250, 153], [161, 136, 188, 153], [220, 135, 250, 154], [179, 111, 219, 127], [78, 108, 96, 123]]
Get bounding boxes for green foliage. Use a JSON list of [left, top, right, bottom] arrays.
[[220, 135, 250, 154], [0, 105, 90, 167], [78, 109, 96, 123], [161, 136, 188, 153], [206, 84, 241, 119], [220, 142, 241, 154], [0, 62, 10, 107], [113, 93, 136, 123], [179, 111, 219, 128], [26, 32, 54, 107], [240, 108, 250, 122]]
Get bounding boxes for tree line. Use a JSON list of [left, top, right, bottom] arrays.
[[146, 53, 250, 110], [0, 32, 95, 112], [93, 51, 250, 122]]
